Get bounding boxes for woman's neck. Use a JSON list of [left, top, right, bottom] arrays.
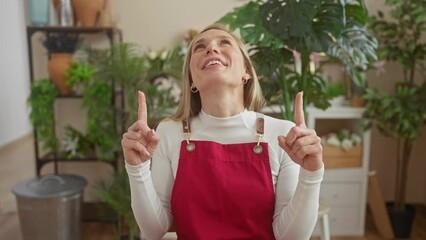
[[199, 89, 244, 118]]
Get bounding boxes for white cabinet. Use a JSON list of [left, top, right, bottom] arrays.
[[308, 106, 371, 236]]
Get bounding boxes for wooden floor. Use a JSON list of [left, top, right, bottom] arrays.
[[1, 204, 425, 240]]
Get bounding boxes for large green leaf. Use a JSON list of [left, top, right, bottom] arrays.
[[259, 0, 343, 52], [259, 0, 321, 39], [327, 0, 376, 85], [250, 47, 293, 76], [328, 25, 378, 85], [309, 2, 344, 52], [345, 3, 370, 26], [217, 1, 284, 48]]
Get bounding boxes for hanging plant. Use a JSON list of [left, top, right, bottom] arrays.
[[27, 79, 59, 153], [82, 81, 116, 161]]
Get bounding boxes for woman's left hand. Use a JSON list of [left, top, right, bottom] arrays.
[[278, 92, 323, 172]]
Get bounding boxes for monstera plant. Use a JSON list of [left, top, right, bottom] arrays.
[[218, 0, 377, 120]]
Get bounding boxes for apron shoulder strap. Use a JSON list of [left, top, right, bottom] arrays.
[[182, 120, 195, 152]]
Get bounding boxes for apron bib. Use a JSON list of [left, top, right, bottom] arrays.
[[170, 117, 275, 239]]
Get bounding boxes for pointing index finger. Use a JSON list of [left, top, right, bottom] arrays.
[[294, 91, 306, 127], [138, 91, 148, 122]]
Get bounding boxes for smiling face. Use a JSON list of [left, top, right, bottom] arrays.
[[171, 24, 265, 120], [189, 29, 251, 93]]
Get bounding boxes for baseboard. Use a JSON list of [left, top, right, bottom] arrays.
[[0, 133, 33, 154]]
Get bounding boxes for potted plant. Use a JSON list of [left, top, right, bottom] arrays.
[[83, 43, 148, 125], [66, 60, 94, 94], [84, 42, 184, 127], [218, 0, 377, 120], [27, 79, 59, 154], [363, 0, 426, 237], [43, 32, 81, 95], [72, 43, 148, 161], [96, 171, 139, 240]]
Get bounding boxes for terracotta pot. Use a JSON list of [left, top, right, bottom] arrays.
[[72, 0, 104, 27], [48, 53, 73, 95]]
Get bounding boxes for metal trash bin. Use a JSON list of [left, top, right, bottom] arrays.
[[12, 174, 87, 240]]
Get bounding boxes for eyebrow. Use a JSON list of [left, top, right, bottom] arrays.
[[193, 35, 233, 47]]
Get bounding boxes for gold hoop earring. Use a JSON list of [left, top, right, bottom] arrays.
[[190, 85, 199, 93]]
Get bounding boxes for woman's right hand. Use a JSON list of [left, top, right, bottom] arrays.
[[121, 91, 160, 165]]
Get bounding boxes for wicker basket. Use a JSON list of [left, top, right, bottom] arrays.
[[323, 145, 362, 168]]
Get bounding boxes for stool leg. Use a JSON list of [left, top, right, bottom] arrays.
[[319, 213, 331, 240]]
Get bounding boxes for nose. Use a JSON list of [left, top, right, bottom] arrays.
[[206, 43, 219, 55]]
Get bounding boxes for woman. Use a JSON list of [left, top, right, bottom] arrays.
[[121, 24, 324, 240]]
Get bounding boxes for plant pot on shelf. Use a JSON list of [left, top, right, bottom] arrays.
[[27, 0, 50, 26], [350, 82, 366, 107], [48, 53, 73, 95], [72, 0, 104, 27], [344, 71, 367, 107]]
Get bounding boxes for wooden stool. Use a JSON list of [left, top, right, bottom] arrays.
[[317, 199, 331, 240]]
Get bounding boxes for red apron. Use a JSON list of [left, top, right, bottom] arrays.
[[171, 119, 275, 239]]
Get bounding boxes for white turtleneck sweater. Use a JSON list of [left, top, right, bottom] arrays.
[[125, 110, 324, 240]]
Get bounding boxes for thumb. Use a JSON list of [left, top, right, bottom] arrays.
[[146, 129, 160, 153], [277, 135, 291, 154]]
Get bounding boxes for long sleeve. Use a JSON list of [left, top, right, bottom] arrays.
[[125, 159, 173, 240], [265, 115, 324, 240], [125, 119, 181, 240], [273, 162, 324, 240]]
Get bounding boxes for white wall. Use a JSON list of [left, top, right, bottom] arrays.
[[115, 0, 247, 49], [0, 0, 32, 147]]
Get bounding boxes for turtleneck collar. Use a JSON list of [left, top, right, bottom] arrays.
[[197, 108, 254, 130]]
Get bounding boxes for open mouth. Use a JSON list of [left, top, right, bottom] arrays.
[[202, 59, 227, 69]]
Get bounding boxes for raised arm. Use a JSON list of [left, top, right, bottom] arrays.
[[122, 91, 171, 240], [274, 91, 324, 239]]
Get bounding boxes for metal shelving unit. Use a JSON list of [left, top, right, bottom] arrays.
[[26, 26, 123, 175]]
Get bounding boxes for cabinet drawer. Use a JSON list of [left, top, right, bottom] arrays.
[[329, 206, 363, 236], [320, 182, 361, 206], [312, 206, 362, 237]]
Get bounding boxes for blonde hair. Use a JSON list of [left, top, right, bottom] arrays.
[[170, 23, 265, 121]]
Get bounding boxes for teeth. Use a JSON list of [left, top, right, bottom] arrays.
[[206, 60, 222, 67]]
